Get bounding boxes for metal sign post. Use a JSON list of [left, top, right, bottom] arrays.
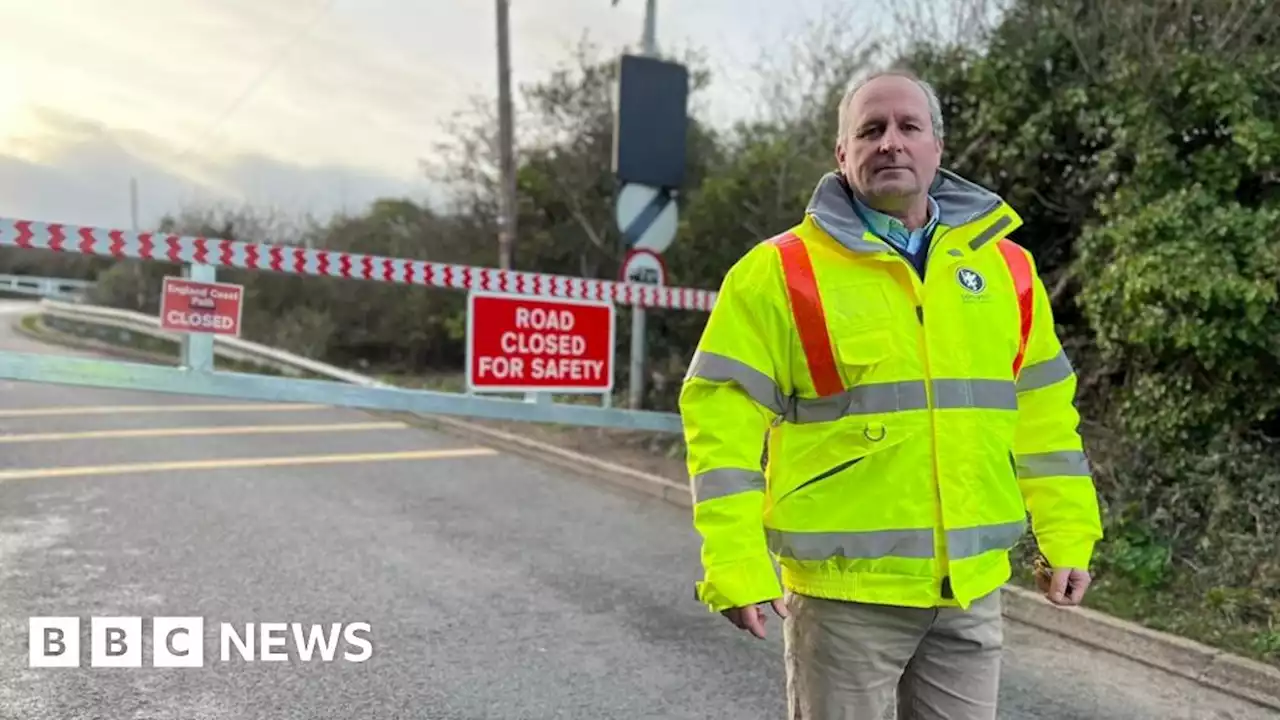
[[618, 248, 667, 409], [180, 264, 217, 372], [615, 185, 677, 410], [610, 1, 688, 410]]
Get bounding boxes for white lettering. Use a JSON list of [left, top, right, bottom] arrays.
[[495, 332, 588, 356], [221, 623, 254, 661], [169, 283, 241, 301], [166, 311, 235, 330], [477, 356, 525, 380], [343, 623, 373, 662], [260, 622, 289, 661], [513, 306, 576, 331], [531, 358, 604, 381], [292, 623, 342, 662], [218, 622, 371, 662], [168, 285, 210, 298]]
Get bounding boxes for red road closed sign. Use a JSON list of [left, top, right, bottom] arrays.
[[159, 276, 244, 336], [467, 291, 615, 393]]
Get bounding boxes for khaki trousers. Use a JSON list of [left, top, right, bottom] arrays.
[[783, 589, 1003, 720]]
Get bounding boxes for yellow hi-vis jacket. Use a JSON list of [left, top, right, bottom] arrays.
[[680, 169, 1104, 612]]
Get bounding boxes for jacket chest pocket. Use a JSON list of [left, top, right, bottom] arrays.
[[834, 330, 893, 387], [825, 281, 897, 376]]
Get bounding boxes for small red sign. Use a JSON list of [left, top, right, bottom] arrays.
[[467, 291, 615, 393], [159, 276, 244, 336]]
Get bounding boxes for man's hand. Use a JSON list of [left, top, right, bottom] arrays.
[[722, 598, 789, 638], [1037, 566, 1091, 606]]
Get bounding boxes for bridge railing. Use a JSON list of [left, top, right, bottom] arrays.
[[0, 273, 94, 302]]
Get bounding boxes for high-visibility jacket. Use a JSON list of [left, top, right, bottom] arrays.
[[679, 169, 1103, 613]]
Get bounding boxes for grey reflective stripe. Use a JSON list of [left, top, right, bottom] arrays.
[[1016, 451, 1091, 479], [788, 381, 927, 423], [947, 520, 1026, 559], [767, 520, 1026, 561], [692, 468, 765, 503], [968, 216, 1014, 250], [1017, 350, 1074, 393], [785, 379, 1016, 423], [686, 351, 787, 415], [931, 379, 1017, 410], [768, 527, 934, 560]]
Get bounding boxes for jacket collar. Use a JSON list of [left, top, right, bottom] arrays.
[[805, 169, 1010, 254]]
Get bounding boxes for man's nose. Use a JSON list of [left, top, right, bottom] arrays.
[[878, 126, 904, 153]]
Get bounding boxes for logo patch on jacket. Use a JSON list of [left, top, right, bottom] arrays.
[[956, 267, 986, 294]]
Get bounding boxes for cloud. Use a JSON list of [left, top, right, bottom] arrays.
[[0, 107, 438, 233], [0, 0, 910, 235]]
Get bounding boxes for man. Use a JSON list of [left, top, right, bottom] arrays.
[[678, 69, 1104, 719]]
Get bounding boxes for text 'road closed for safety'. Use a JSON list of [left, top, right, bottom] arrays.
[[466, 291, 615, 393], [159, 276, 244, 336]]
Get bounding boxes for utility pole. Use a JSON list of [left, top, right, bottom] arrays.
[[495, 0, 517, 270]]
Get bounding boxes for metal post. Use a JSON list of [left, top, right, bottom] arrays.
[[130, 176, 144, 309], [130, 177, 138, 231], [627, 0, 657, 410], [181, 264, 216, 372], [628, 309, 646, 409], [495, 0, 517, 270], [642, 0, 657, 55]]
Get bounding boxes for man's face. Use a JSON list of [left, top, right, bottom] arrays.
[[836, 75, 943, 211]]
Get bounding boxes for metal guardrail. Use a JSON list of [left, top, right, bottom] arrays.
[[13, 299, 684, 434], [36, 299, 378, 383], [0, 274, 93, 302]]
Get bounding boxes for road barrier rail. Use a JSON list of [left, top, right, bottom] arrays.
[[9, 298, 684, 434]]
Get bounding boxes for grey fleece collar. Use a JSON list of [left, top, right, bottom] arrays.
[[805, 169, 1005, 253]]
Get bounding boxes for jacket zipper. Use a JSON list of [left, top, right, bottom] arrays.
[[915, 229, 950, 599], [868, 225, 964, 599]]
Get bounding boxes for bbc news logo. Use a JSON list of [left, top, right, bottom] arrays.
[[29, 617, 373, 667]]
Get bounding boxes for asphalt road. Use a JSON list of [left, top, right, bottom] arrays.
[[0, 299, 1275, 720]]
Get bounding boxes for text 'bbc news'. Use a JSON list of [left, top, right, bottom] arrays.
[[29, 617, 373, 667]]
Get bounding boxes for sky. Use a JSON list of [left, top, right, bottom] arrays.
[[0, 0, 903, 234]]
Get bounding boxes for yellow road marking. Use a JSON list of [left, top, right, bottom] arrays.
[[0, 448, 498, 481], [0, 403, 327, 418], [0, 421, 409, 444]]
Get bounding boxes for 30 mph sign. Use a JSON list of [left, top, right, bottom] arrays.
[[466, 291, 615, 393], [159, 276, 244, 336]]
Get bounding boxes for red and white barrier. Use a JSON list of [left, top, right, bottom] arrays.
[[0, 218, 718, 312]]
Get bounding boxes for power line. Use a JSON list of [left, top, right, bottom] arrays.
[[175, 0, 334, 163]]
